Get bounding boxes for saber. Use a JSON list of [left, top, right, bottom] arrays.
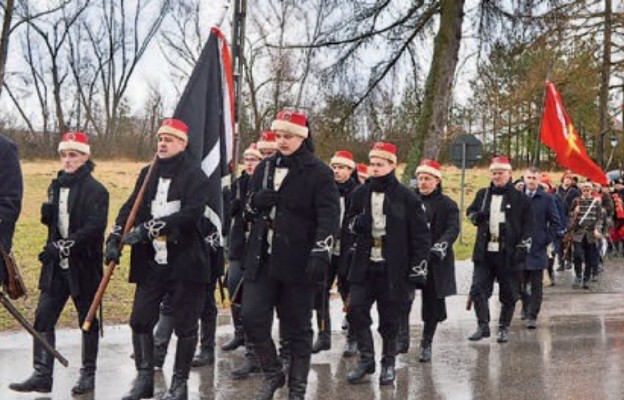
[[0, 292, 69, 367]]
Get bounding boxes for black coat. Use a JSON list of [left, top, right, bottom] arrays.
[[39, 162, 109, 298], [243, 146, 340, 284], [228, 172, 251, 261], [347, 173, 430, 295], [0, 135, 22, 284], [335, 177, 359, 276], [114, 152, 211, 284], [418, 186, 459, 298], [467, 182, 534, 269], [525, 187, 561, 270]]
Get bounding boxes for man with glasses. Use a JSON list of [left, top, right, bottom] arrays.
[[10, 132, 108, 396], [466, 156, 533, 343]]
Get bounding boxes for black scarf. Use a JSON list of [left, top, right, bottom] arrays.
[[369, 171, 398, 193], [157, 151, 187, 178], [57, 160, 94, 187], [491, 181, 513, 195], [275, 145, 311, 169], [337, 177, 357, 196]]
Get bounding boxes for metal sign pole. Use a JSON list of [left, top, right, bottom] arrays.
[[460, 142, 466, 244]]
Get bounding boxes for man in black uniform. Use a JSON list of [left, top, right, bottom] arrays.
[[466, 156, 534, 343], [555, 170, 580, 270], [311, 149, 358, 355], [242, 110, 340, 400], [9, 132, 108, 395], [106, 118, 210, 400], [0, 134, 23, 288], [414, 159, 459, 362], [225, 142, 263, 379], [345, 142, 430, 385]]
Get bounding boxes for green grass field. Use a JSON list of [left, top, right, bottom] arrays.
[[1, 161, 499, 331]]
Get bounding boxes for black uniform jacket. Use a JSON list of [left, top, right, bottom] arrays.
[[335, 178, 359, 276], [115, 152, 211, 284], [243, 146, 340, 284], [467, 181, 534, 269], [39, 161, 109, 298], [228, 172, 251, 262], [0, 135, 22, 284], [418, 186, 459, 298], [346, 173, 430, 294]]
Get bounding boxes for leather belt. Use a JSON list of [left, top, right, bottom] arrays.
[[370, 236, 384, 248]]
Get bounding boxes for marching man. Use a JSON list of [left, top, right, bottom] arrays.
[[466, 156, 533, 343], [10, 132, 108, 396], [345, 142, 429, 385], [106, 118, 210, 400]]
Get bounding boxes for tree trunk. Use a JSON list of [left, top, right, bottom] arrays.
[[0, 0, 15, 98], [597, 0, 612, 168], [405, 0, 464, 178]]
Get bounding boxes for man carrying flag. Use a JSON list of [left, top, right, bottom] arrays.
[[106, 118, 210, 400]]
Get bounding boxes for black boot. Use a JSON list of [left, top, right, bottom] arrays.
[[497, 303, 515, 343], [419, 321, 437, 363], [497, 327, 509, 343], [347, 329, 375, 384], [122, 333, 154, 400], [71, 332, 99, 394], [468, 299, 490, 341], [192, 315, 216, 367], [9, 331, 55, 393], [279, 335, 292, 375], [221, 303, 245, 351], [231, 341, 261, 380], [396, 310, 410, 354], [162, 336, 197, 400], [153, 313, 175, 369], [379, 337, 396, 385], [311, 311, 331, 354], [287, 354, 311, 400], [254, 339, 286, 400]]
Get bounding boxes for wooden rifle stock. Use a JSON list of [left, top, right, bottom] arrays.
[[82, 155, 158, 332]]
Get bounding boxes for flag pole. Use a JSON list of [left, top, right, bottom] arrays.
[[230, 0, 248, 180], [533, 77, 550, 168]]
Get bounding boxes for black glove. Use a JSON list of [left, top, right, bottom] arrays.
[[430, 242, 448, 261], [104, 235, 122, 265], [251, 188, 278, 211], [352, 211, 372, 235], [469, 211, 489, 226], [230, 198, 243, 217], [38, 242, 60, 265], [305, 255, 328, 285], [122, 224, 149, 246], [408, 260, 428, 289], [40, 202, 54, 225], [513, 246, 528, 266]]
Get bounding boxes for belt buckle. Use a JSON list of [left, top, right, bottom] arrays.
[[491, 234, 499, 243]]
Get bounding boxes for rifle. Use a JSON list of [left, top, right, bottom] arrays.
[[0, 244, 26, 300], [83, 155, 158, 332], [0, 291, 69, 367]]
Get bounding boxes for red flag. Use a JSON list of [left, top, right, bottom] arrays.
[[540, 81, 607, 185]]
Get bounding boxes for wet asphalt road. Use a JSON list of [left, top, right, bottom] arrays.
[[2, 258, 624, 400]]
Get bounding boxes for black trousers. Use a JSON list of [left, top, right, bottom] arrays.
[[573, 237, 599, 281], [521, 270, 544, 320], [470, 251, 520, 326], [226, 259, 244, 296], [34, 268, 99, 334], [313, 257, 338, 313], [348, 264, 400, 343], [421, 267, 447, 323], [241, 262, 316, 359], [129, 276, 206, 339]]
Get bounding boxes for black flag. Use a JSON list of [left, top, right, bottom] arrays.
[[173, 27, 234, 242]]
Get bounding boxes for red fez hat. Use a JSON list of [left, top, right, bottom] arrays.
[[58, 131, 90, 155], [157, 118, 189, 143], [243, 142, 263, 160], [271, 110, 309, 138], [357, 163, 369, 178], [330, 150, 356, 169], [416, 159, 442, 179], [369, 141, 397, 164], [257, 131, 278, 151], [489, 155, 512, 171]]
